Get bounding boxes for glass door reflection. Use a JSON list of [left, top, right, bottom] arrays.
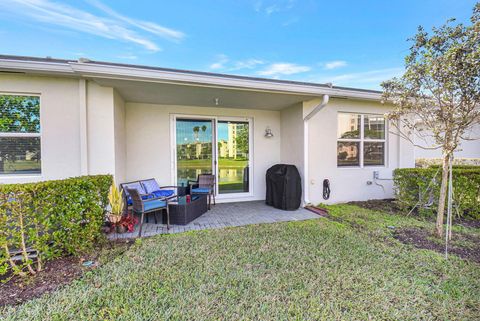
[[217, 120, 250, 194], [176, 119, 213, 187]]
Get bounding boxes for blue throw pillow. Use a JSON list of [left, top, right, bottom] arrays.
[[141, 179, 161, 194]]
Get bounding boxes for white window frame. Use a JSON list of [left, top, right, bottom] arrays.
[[170, 114, 254, 200], [337, 112, 387, 168], [0, 93, 42, 177]]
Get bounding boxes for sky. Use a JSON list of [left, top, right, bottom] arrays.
[[0, 0, 477, 90]]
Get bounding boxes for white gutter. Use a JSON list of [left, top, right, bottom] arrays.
[[0, 57, 383, 101], [303, 95, 330, 205]]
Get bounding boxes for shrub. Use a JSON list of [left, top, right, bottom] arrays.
[[393, 168, 480, 219], [0, 175, 112, 277]]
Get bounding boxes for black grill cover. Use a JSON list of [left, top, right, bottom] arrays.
[[266, 164, 302, 210]]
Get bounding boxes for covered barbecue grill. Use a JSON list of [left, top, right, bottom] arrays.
[[265, 164, 302, 210]]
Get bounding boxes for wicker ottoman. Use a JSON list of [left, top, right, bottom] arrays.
[[165, 195, 208, 225]]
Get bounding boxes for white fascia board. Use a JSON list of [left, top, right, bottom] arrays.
[[0, 58, 382, 101], [69, 62, 383, 101], [0, 59, 74, 75]]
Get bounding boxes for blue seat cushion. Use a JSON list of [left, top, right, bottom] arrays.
[[141, 179, 161, 194], [191, 187, 211, 194], [144, 199, 167, 212], [126, 193, 154, 206], [152, 190, 175, 198]]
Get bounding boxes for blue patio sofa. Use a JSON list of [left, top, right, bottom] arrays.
[[120, 178, 177, 215]]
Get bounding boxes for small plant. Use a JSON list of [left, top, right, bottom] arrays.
[[107, 182, 124, 224], [119, 215, 138, 233]]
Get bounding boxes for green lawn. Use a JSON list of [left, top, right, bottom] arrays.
[[2, 205, 479, 320], [177, 158, 247, 168], [2, 160, 40, 173]]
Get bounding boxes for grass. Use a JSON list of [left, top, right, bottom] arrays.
[[177, 158, 247, 168], [2, 160, 40, 173], [1, 205, 479, 320]]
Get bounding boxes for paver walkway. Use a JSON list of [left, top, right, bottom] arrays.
[[111, 201, 319, 238]]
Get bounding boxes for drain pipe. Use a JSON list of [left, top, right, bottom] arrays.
[[303, 94, 329, 205]]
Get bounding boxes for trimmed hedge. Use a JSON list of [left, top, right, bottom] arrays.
[[393, 168, 480, 219], [0, 175, 112, 277]]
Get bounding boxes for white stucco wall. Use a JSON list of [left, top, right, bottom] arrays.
[[125, 103, 281, 202], [280, 103, 305, 196], [0, 74, 82, 184], [86, 82, 116, 176], [113, 90, 126, 184], [414, 124, 480, 159], [306, 98, 414, 205]]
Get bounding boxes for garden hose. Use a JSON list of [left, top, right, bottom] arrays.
[[323, 179, 331, 200]]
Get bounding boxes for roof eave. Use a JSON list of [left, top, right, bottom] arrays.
[[0, 57, 383, 101]]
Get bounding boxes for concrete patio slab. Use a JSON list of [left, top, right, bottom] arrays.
[[110, 201, 320, 239]]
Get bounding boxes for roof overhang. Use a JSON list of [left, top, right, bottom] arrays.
[[0, 55, 384, 108]]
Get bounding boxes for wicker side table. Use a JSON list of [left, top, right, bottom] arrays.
[[166, 195, 208, 225]]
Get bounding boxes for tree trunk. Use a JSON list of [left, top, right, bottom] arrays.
[[436, 153, 450, 237]]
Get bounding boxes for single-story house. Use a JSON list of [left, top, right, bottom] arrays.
[[0, 55, 417, 205]]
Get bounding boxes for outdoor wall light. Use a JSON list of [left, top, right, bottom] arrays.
[[265, 127, 274, 138]]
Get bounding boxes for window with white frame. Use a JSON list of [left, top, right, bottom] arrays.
[[0, 95, 41, 175], [337, 113, 386, 167]]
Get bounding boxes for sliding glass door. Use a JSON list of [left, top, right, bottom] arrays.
[[217, 120, 250, 194], [175, 118, 214, 187], [174, 116, 252, 197]]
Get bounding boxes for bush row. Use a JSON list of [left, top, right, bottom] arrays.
[[0, 175, 112, 277], [393, 168, 480, 219]]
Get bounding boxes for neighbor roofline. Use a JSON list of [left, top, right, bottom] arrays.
[[0, 55, 384, 101]]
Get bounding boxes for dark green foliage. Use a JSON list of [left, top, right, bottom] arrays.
[[393, 168, 480, 219], [0, 175, 112, 277]]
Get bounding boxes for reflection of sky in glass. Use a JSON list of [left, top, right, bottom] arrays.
[[176, 120, 212, 144], [218, 123, 228, 141]]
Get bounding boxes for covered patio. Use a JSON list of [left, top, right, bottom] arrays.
[[111, 201, 320, 238]]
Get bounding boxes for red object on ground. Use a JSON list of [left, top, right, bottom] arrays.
[[304, 206, 329, 217]]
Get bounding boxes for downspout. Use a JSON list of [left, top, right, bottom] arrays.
[[303, 94, 329, 205]]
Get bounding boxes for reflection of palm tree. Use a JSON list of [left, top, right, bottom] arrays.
[[193, 126, 200, 140], [201, 125, 207, 142]]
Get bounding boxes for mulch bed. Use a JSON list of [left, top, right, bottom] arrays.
[[347, 199, 480, 263], [0, 239, 133, 307], [393, 228, 480, 263], [347, 198, 404, 214], [348, 199, 480, 228]]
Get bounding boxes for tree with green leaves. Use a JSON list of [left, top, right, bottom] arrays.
[[235, 124, 249, 158], [382, 3, 480, 237], [0, 95, 40, 173]]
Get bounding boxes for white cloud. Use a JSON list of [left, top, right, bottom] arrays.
[[209, 56, 265, 71], [230, 59, 265, 70], [254, 1, 263, 12], [265, 5, 280, 15], [324, 60, 347, 70], [314, 67, 404, 89], [328, 68, 403, 83], [258, 63, 310, 76], [87, 0, 185, 42], [209, 54, 229, 70], [282, 17, 299, 26], [254, 0, 295, 15], [0, 0, 185, 52]]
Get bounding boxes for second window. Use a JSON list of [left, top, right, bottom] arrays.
[[337, 113, 386, 167]]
